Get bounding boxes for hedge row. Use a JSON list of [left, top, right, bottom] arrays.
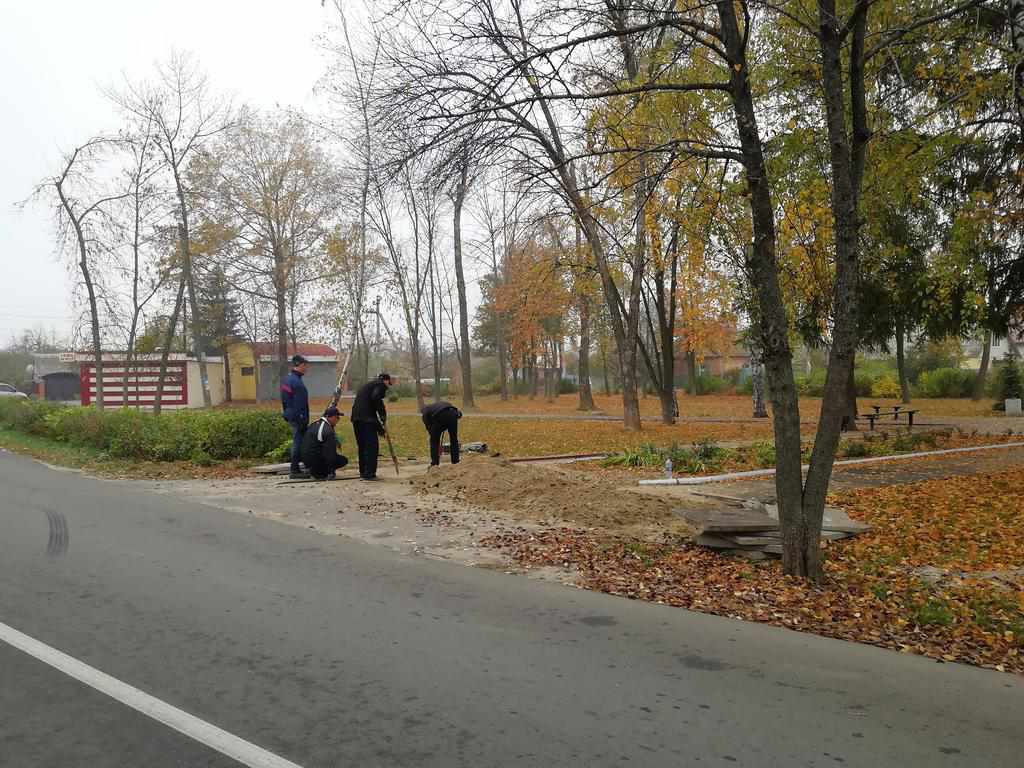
[[0, 400, 290, 463]]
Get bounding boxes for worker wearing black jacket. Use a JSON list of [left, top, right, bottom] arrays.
[[350, 373, 392, 480], [421, 400, 462, 466], [300, 407, 349, 480]]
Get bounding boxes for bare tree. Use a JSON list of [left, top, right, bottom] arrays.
[[367, 0, 686, 429], [450, 148, 477, 409], [109, 118, 168, 405], [41, 139, 128, 409], [323, 0, 385, 390], [110, 52, 233, 407], [369, 157, 438, 410]]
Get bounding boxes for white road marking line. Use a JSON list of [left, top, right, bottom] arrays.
[[0, 620, 305, 768]]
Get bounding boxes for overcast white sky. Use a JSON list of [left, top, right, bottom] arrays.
[[0, 0, 332, 344]]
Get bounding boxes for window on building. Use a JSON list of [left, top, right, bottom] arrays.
[[241, 367, 255, 376]]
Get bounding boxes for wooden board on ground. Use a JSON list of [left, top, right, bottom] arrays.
[[678, 494, 871, 559]]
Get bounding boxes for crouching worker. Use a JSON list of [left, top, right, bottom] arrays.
[[301, 407, 349, 480], [421, 400, 463, 466]]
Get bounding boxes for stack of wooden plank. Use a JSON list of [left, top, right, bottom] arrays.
[[682, 492, 871, 560]]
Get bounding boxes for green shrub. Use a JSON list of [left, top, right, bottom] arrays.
[[751, 440, 776, 467], [266, 437, 294, 462], [199, 410, 289, 459], [911, 597, 955, 628], [995, 355, 1023, 401], [916, 367, 974, 398], [190, 449, 214, 466], [839, 440, 871, 458], [853, 370, 876, 397], [558, 378, 578, 394], [870, 375, 901, 399], [601, 439, 732, 474], [695, 374, 729, 395], [44, 406, 110, 447], [0, 399, 63, 436], [1, 403, 290, 463], [602, 443, 663, 468], [795, 369, 827, 396], [906, 338, 964, 383]]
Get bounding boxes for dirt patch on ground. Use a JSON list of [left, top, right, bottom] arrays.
[[411, 454, 685, 531]]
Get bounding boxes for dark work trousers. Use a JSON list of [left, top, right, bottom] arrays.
[[429, 410, 460, 466], [353, 421, 380, 478], [308, 454, 349, 480], [290, 422, 308, 474]]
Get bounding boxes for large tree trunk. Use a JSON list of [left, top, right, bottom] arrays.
[[973, 329, 992, 401], [452, 161, 476, 410], [787, 0, 869, 580], [750, 344, 768, 418], [223, 346, 232, 403], [895, 319, 911, 403], [841, 365, 859, 431], [174, 204, 211, 408], [82, 256, 103, 410], [686, 351, 697, 395], [276, 288, 289, 390], [718, 0, 813, 579], [155, 272, 187, 415], [497, 327, 509, 401], [411, 335, 425, 411], [577, 293, 595, 410], [600, 343, 611, 396]]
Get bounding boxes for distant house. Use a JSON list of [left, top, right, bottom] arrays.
[[991, 330, 1023, 361], [31, 352, 225, 409], [224, 341, 342, 402]]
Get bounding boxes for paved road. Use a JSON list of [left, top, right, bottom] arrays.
[[0, 452, 1020, 767]]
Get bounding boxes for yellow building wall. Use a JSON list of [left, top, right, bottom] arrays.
[[226, 342, 257, 401]]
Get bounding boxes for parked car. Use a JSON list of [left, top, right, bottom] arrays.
[[0, 383, 29, 399]]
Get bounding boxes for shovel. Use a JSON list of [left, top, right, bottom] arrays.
[[383, 427, 401, 477]]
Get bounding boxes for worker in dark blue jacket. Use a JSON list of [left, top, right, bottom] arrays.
[[280, 354, 310, 479]]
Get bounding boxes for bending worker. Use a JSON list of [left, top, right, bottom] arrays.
[[351, 373, 392, 481], [421, 400, 462, 466], [300, 407, 349, 480], [280, 354, 310, 479]]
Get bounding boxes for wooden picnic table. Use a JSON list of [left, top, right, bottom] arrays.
[[861, 404, 918, 431]]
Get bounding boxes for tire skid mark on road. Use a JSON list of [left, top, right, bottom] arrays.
[[45, 508, 69, 556]]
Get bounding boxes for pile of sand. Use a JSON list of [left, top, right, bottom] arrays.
[[411, 454, 680, 530]]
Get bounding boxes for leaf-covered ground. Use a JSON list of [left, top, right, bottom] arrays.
[[482, 468, 1024, 673]]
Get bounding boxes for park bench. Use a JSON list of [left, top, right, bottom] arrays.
[[860, 404, 918, 431]]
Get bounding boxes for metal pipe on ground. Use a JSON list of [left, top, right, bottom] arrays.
[[638, 441, 1024, 486]]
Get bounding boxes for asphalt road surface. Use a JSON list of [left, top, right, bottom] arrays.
[[0, 451, 1020, 767]]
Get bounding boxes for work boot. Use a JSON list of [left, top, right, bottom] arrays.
[[290, 471, 310, 480]]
